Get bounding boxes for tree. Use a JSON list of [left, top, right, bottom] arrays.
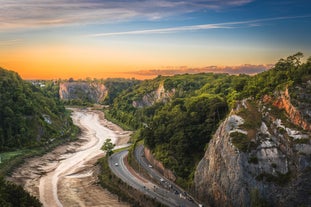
[[102, 138, 115, 156]]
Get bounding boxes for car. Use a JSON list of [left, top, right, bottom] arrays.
[[114, 163, 119, 166], [148, 164, 152, 168]]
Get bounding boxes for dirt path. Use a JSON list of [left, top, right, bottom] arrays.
[[8, 108, 131, 207]]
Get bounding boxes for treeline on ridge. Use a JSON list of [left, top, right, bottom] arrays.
[[0, 68, 77, 151], [106, 53, 311, 186]]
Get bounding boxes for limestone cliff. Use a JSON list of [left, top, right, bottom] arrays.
[[132, 82, 175, 108], [144, 147, 176, 181], [194, 96, 311, 207], [272, 86, 311, 131], [59, 82, 107, 103]]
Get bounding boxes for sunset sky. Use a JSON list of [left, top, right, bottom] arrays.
[[1, 0, 311, 79]]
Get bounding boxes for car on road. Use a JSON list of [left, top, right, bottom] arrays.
[[114, 163, 119, 166], [148, 164, 152, 168]]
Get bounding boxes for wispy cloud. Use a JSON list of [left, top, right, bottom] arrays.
[[0, 39, 23, 46], [88, 15, 311, 37], [0, 0, 254, 30], [88, 24, 232, 37]]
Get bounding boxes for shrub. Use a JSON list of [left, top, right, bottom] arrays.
[[231, 132, 249, 152]]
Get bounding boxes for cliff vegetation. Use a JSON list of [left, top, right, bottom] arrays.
[[0, 68, 78, 206], [105, 53, 311, 201], [194, 53, 311, 207]]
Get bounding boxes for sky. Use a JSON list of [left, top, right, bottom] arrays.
[[0, 0, 311, 79]]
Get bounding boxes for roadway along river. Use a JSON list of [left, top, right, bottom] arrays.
[[109, 150, 198, 207]]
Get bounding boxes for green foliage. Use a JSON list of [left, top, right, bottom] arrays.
[[102, 78, 140, 104], [102, 138, 115, 156], [0, 150, 27, 164], [248, 155, 259, 164], [0, 68, 76, 151], [0, 177, 42, 207], [242, 52, 310, 99], [293, 138, 310, 144], [256, 171, 291, 185], [104, 52, 311, 184], [231, 132, 249, 152], [143, 94, 228, 178]]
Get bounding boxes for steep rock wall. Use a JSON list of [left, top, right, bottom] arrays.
[[59, 82, 107, 103], [144, 147, 176, 181], [132, 83, 175, 108], [272, 88, 311, 130], [194, 100, 311, 207]]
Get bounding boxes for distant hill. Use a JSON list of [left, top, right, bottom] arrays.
[[58, 78, 140, 105]]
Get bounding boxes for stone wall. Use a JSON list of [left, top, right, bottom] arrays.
[[144, 147, 176, 181]]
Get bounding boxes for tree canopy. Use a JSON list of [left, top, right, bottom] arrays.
[[106, 53, 311, 185], [0, 68, 76, 151]]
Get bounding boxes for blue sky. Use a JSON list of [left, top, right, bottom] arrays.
[[0, 0, 311, 79]]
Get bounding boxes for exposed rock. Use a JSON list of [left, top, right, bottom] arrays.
[[59, 82, 107, 103], [272, 87, 311, 130], [132, 82, 175, 108], [144, 147, 176, 181], [195, 99, 311, 207]]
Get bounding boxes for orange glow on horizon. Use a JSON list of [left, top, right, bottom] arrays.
[[0, 43, 277, 80], [0, 44, 154, 79]]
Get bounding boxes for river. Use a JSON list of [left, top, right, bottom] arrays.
[[9, 108, 130, 207]]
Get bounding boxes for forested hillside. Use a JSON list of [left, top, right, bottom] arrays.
[[0, 68, 76, 151], [107, 72, 251, 184], [106, 53, 311, 187], [0, 68, 79, 206], [195, 54, 311, 207]]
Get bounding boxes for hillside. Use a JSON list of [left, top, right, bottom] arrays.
[[194, 53, 311, 207], [107, 72, 251, 185], [0, 68, 79, 206], [105, 53, 311, 196], [1, 53, 308, 206], [0, 68, 76, 151]]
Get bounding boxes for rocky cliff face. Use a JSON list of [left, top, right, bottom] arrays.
[[132, 82, 175, 108], [194, 94, 311, 207], [272, 86, 311, 131], [144, 147, 176, 181], [59, 82, 108, 103]]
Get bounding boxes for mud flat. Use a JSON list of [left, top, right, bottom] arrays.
[[8, 108, 131, 207]]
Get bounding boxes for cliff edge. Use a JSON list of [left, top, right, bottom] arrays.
[[194, 89, 311, 207], [59, 82, 107, 103]]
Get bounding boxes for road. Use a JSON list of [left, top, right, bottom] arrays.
[[109, 149, 198, 207], [134, 145, 199, 203]]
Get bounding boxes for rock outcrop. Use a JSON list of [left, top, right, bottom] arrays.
[[144, 147, 176, 181], [272, 87, 311, 131], [132, 82, 175, 108], [59, 82, 107, 103], [194, 97, 311, 207]]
